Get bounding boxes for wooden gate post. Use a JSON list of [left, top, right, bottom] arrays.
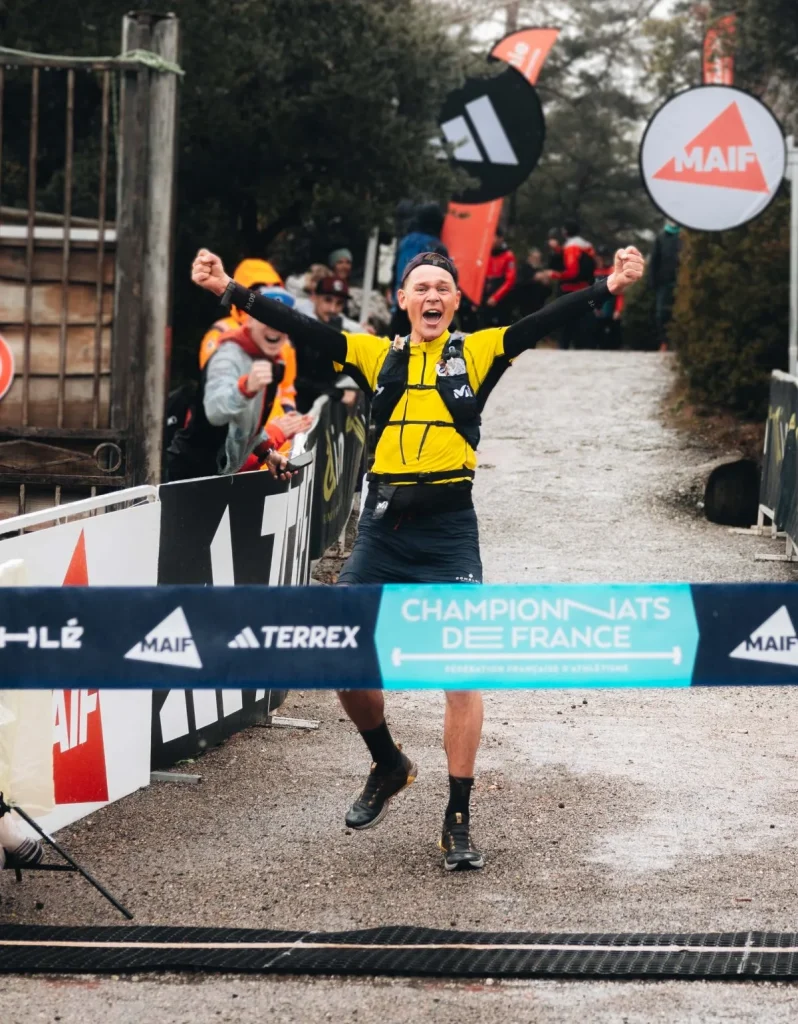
[[113, 11, 179, 486], [142, 14, 180, 484], [112, 13, 151, 485]]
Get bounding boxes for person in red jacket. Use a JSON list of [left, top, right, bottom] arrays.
[[538, 219, 597, 348], [480, 229, 517, 328]]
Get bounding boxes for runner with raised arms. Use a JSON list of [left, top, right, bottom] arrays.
[[191, 243, 644, 871]]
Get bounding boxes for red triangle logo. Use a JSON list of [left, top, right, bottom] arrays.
[[53, 690, 109, 804], [63, 529, 89, 585], [653, 102, 769, 193]]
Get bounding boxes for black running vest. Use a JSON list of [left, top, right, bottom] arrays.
[[370, 333, 481, 460]]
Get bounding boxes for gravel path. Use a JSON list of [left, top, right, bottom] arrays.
[[4, 351, 798, 1023]]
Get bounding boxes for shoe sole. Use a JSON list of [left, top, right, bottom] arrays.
[[438, 839, 485, 871], [346, 763, 418, 831]]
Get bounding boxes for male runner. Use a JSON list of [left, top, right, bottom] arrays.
[[192, 244, 644, 870]]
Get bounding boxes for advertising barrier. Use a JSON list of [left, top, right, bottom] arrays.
[[0, 415, 322, 805], [0, 497, 158, 830], [309, 395, 366, 560], [151, 455, 316, 766], [2, 582, 798, 691], [759, 371, 798, 550]]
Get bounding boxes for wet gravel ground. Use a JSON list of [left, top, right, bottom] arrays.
[[4, 351, 798, 1022]]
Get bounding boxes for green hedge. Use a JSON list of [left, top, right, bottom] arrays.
[[669, 189, 790, 419]]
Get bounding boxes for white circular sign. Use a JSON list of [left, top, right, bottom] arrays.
[[640, 85, 786, 232]]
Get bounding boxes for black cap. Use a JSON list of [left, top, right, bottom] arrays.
[[400, 252, 458, 288]]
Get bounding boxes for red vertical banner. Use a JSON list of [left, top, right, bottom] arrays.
[[442, 200, 504, 306], [442, 28, 560, 306], [703, 13, 736, 85]]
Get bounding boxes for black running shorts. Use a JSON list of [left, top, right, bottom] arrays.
[[338, 505, 483, 585]]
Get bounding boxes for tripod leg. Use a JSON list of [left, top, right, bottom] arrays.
[[10, 803, 133, 920]]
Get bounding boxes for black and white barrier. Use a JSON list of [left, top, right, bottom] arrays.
[[756, 371, 798, 561], [0, 395, 372, 828]]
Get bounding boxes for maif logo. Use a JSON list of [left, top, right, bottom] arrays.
[[729, 606, 798, 667], [653, 102, 767, 193], [53, 689, 109, 804], [640, 85, 785, 232], [125, 606, 202, 669]]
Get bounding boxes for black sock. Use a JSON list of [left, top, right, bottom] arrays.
[[360, 720, 402, 772], [446, 775, 474, 820]]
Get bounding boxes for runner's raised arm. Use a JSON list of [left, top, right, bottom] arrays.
[[503, 246, 645, 358], [192, 248, 348, 362]]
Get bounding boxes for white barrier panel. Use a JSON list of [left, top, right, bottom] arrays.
[[0, 500, 160, 585], [0, 497, 156, 832]]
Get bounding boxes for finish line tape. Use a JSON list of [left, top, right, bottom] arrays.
[[0, 582, 796, 690]]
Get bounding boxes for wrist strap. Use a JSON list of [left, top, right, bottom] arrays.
[[219, 278, 236, 309]]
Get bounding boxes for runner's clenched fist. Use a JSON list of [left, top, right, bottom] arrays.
[[607, 246, 644, 294], [192, 249, 230, 296]]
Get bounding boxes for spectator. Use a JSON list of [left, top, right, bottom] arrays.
[[480, 229, 517, 327], [294, 276, 361, 412], [592, 245, 624, 350], [546, 227, 564, 275], [390, 202, 448, 336], [285, 263, 331, 303], [199, 257, 283, 371], [166, 287, 310, 480], [539, 219, 596, 349], [329, 248, 353, 284], [513, 248, 549, 320], [649, 220, 682, 352]]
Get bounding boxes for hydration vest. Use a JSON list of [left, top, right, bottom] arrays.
[[370, 332, 480, 473]]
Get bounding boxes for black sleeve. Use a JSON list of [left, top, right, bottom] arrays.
[[503, 279, 610, 358], [228, 282, 347, 363]]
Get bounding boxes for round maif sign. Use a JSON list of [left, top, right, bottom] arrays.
[[640, 85, 786, 231], [0, 334, 14, 401]]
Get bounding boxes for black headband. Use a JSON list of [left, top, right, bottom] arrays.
[[400, 251, 459, 288]]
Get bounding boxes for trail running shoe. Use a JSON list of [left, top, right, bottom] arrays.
[[439, 812, 484, 871], [345, 749, 417, 830]]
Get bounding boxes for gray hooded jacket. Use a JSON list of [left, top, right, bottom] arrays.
[[203, 341, 270, 474]]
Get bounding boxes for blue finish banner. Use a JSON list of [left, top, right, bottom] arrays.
[[0, 583, 796, 690]]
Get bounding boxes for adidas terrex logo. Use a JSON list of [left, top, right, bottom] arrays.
[[729, 606, 798, 667], [229, 625, 360, 650], [125, 607, 202, 669], [440, 95, 518, 166]]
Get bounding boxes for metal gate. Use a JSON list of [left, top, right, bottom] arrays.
[[0, 14, 180, 518]]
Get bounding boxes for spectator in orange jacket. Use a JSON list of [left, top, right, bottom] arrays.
[[166, 287, 309, 481], [480, 229, 517, 328]]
